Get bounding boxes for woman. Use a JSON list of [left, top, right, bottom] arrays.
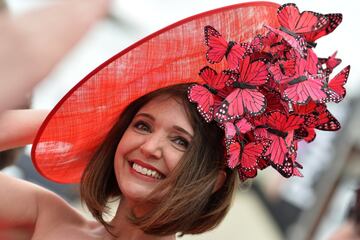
[[0, 2, 349, 239], [0, 84, 230, 239]]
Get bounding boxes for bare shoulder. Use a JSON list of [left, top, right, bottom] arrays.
[[0, 173, 103, 239]]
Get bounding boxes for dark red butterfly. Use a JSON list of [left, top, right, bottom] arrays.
[[293, 101, 341, 131], [270, 153, 303, 178], [261, 88, 289, 113], [188, 66, 229, 122], [214, 56, 269, 122], [238, 167, 258, 182], [322, 65, 350, 103], [204, 25, 247, 70]]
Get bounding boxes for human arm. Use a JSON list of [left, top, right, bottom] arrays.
[[0, 109, 48, 151], [0, 172, 86, 236], [0, 0, 110, 112]]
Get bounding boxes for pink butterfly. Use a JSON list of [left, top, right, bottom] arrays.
[[283, 54, 327, 104], [254, 111, 304, 165], [188, 66, 229, 122], [204, 25, 247, 70], [224, 118, 253, 140], [215, 56, 269, 122]]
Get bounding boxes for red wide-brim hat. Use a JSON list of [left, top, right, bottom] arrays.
[[31, 1, 280, 183]]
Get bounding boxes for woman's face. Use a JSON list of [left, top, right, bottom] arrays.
[[114, 96, 194, 202]]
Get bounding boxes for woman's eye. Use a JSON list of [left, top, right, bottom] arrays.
[[172, 137, 189, 149], [134, 121, 151, 132]]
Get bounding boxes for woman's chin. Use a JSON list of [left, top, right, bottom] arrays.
[[119, 180, 155, 202]]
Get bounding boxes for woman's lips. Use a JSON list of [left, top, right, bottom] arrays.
[[128, 159, 166, 181]]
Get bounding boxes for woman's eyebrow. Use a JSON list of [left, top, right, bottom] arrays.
[[173, 126, 193, 138], [136, 112, 193, 137], [135, 112, 155, 121]]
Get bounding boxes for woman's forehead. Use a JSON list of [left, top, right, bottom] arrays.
[[136, 96, 193, 131]]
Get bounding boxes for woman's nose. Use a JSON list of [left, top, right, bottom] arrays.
[[139, 134, 163, 159]]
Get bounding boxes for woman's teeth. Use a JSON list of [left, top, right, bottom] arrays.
[[132, 162, 163, 179]]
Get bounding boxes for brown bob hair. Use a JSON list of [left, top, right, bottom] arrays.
[[80, 83, 237, 236]]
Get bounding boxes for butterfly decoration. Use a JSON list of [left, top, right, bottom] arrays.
[[254, 111, 304, 165], [188, 66, 229, 122], [319, 51, 342, 75], [277, 3, 329, 47], [322, 65, 350, 103], [204, 25, 248, 70], [282, 52, 327, 104], [292, 101, 341, 142], [188, 3, 350, 182], [214, 56, 269, 122]]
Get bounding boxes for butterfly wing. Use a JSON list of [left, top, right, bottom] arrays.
[[264, 25, 307, 58], [226, 140, 241, 168], [235, 118, 253, 134], [204, 25, 228, 64], [303, 13, 342, 43], [315, 109, 341, 131], [188, 84, 215, 122], [199, 66, 228, 90], [226, 43, 247, 70], [284, 75, 327, 104], [241, 142, 264, 168], [324, 65, 350, 103], [277, 3, 328, 34]]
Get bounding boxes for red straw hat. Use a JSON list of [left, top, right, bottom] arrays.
[[31, 1, 280, 183]]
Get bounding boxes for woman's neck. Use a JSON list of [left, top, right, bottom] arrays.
[[102, 198, 176, 240]]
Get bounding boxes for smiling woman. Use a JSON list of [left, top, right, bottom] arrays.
[[81, 84, 231, 237]]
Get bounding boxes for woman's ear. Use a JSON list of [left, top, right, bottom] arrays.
[[213, 170, 227, 193]]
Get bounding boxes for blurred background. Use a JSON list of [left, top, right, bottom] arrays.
[[1, 0, 359, 239]]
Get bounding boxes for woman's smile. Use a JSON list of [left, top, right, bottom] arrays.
[[128, 160, 165, 181]]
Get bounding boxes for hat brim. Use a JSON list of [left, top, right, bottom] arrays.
[[31, 1, 280, 183]]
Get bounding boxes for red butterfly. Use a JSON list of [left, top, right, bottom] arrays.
[[188, 66, 229, 122], [204, 25, 247, 70], [269, 153, 303, 178], [322, 65, 350, 103], [261, 88, 289, 113], [254, 111, 304, 165], [277, 3, 329, 47], [261, 31, 288, 57], [224, 118, 253, 140], [226, 140, 264, 169], [293, 101, 340, 142], [293, 101, 341, 131], [283, 54, 327, 104], [214, 56, 269, 122], [264, 25, 307, 58], [319, 51, 342, 75], [302, 13, 343, 46], [268, 58, 296, 84]]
